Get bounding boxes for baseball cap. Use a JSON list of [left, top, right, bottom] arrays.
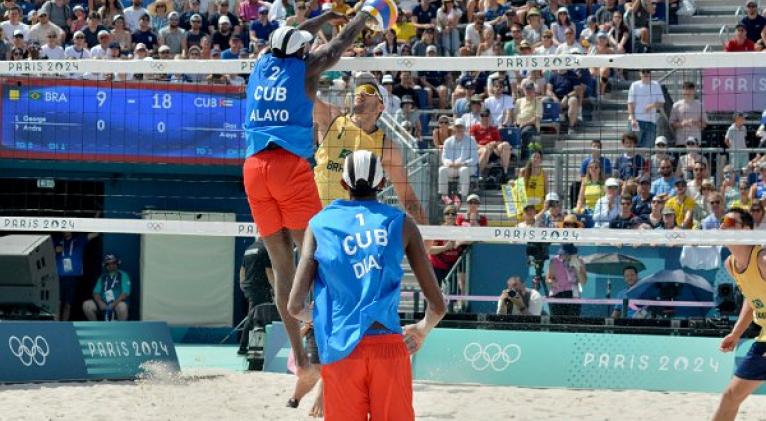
[[467, 194, 481, 203], [674, 178, 687, 185], [103, 254, 120, 265], [451, 117, 466, 128], [342, 150, 384, 191], [108, 41, 121, 49], [134, 43, 147, 52], [662, 207, 676, 216], [522, 81, 535, 91], [460, 79, 474, 89], [605, 177, 620, 188], [13, 29, 24, 37], [443, 204, 457, 215], [637, 175, 651, 184], [168, 11, 179, 19], [545, 192, 560, 202], [470, 94, 483, 103], [686, 136, 698, 145], [258, 5, 269, 13], [98, 29, 110, 38], [480, 108, 491, 117], [381, 74, 394, 84], [747, 0, 757, 6], [158, 45, 171, 53], [527, 7, 540, 17], [219, 15, 231, 25], [190, 13, 202, 21], [519, 40, 531, 49], [655, 136, 668, 146], [426, 45, 438, 54], [401, 95, 414, 104]]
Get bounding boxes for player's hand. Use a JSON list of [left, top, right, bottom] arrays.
[[403, 323, 427, 354], [720, 333, 739, 352]]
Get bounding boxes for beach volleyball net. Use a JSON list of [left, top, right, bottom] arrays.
[[0, 52, 764, 325]]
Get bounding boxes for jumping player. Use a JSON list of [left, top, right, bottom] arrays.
[[288, 150, 446, 420], [714, 208, 766, 421], [313, 81, 427, 223], [242, 7, 384, 385]]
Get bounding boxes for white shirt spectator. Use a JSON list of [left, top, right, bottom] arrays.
[[27, 22, 64, 45], [90, 44, 108, 58], [669, 97, 707, 146], [64, 45, 91, 59], [627, 79, 664, 124], [460, 111, 481, 130], [464, 22, 491, 48], [534, 44, 557, 55], [555, 41, 584, 55], [123, 6, 149, 32], [0, 21, 28, 43], [384, 93, 401, 115], [441, 133, 479, 175], [40, 44, 64, 59], [483, 94, 514, 126]]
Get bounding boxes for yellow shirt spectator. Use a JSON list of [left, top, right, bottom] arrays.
[[665, 194, 697, 227], [393, 21, 417, 43], [514, 96, 543, 129]]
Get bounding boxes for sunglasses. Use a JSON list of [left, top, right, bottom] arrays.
[[444, 212, 457, 216], [721, 215, 740, 228], [709, 200, 721, 205], [439, 121, 449, 125], [751, 208, 763, 212], [621, 202, 632, 206], [652, 200, 663, 204], [74, 36, 85, 39], [549, 201, 560, 206], [355, 84, 381, 98]]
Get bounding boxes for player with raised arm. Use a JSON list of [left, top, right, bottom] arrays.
[[241, 4, 395, 399], [288, 150, 446, 420], [713, 208, 766, 421]]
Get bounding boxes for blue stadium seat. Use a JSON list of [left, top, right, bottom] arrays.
[[575, 20, 585, 38], [500, 127, 522, 149], [541, 101, 561, 123], [652, 1, 666, 21], [591, 3, 602, 16], [568, 4, 588, 22], [415, 88, 428, 109]]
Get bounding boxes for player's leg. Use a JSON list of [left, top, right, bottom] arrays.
[[713, 341, 766, 421], [309, 381, 324, 418], [243, 153, 308, 367], [321, 354, 369, 421], [712, 376, 763, 421], [367, 335, 415, 421]]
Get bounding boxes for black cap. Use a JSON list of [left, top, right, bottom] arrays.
[[638, 175, 650, 184]]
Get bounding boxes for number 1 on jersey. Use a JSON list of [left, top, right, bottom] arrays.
[[355, 213, 365, 226]]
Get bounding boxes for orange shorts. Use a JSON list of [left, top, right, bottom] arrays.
[[321, 334, 414, 421], [243, 148, 322, 238]]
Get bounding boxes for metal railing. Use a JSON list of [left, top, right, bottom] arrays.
[[442, 246, 471, 313]]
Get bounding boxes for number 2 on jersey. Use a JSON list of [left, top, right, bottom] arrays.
[[267, 66, 282, 81]]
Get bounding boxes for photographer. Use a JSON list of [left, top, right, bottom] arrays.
[[496, 276, 543, 316]]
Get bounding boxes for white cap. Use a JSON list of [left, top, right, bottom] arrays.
[[13, 29, 24, 37], [269, 26, 313, 56], [451, 117, 465, 127], [219, 15, 230, 25], [467, 194, 480, 203], [381, 74, 394, 84], [655, 136, 668, 146], [545, 192, 560, 202], [605, 177, 620, 188], [342, 150, 384, 191], [426, 45, 438, 53]]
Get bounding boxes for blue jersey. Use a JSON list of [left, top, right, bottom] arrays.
[[244, 53, 314, 159], [310, 199, 405, 365]]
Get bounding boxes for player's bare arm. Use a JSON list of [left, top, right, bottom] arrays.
[[382, 136, 428, 224], [288, 226, 318, 322], [402, 215, 446, 353], [304, 11, 371, 95]]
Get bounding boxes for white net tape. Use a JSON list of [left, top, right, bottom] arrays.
[[0, 215, 763, 246], [0, 51, 760, 74]]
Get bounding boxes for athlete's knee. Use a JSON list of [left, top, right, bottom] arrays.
[[721, 383, 750, 406]]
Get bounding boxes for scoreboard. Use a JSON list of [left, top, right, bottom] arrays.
[[0, 78, 247, 164]]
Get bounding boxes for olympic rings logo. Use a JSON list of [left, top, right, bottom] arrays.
[[665, 231, 686, 241], [396, 58, 414, 69], [149, 62, 167, 72], [463, 342, 522, 372], [146, 222, 164, 232], [8, 335, 50, 367], [665, 55, 686, 66]]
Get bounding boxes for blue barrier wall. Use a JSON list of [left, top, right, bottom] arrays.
[[467, 244, 732, 315]]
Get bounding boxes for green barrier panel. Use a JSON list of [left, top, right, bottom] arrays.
[[412, 329, 735, 393]]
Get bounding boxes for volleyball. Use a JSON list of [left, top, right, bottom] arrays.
[[361, 0, 398, 31]]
